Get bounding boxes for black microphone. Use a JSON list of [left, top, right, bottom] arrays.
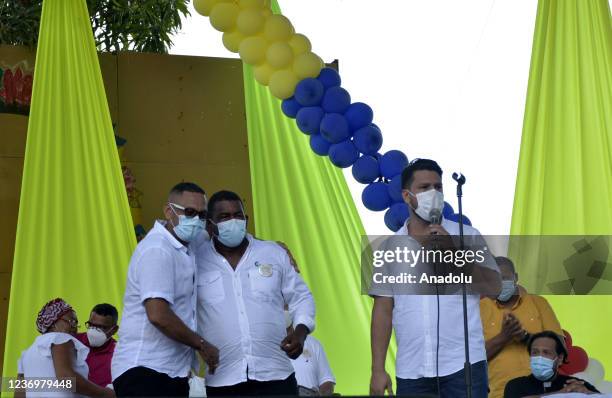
[[430, 209, 442, 226]]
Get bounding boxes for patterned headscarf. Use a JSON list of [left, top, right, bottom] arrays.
[[36, 298, 73, 334]]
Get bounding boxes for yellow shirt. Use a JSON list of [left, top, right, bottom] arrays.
[[480, 288, 562, 398]]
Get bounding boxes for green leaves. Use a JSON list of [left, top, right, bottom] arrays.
[[0, 0, 43, 48], [0, 0, 190, 53]]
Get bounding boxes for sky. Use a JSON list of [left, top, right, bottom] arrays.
[[170, 0, 540, 239]]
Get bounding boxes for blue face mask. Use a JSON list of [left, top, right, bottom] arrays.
[[215, 219, 247, 248], [173, 215, 205, 243], [497, 279, 517, 302], [531, 356, 556, 381]]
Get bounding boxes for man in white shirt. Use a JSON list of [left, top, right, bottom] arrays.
[[286, 310, 336, 396], [196, 190, 316, 396], [369, 159, 500, 397], [112, 182, 219, 397]]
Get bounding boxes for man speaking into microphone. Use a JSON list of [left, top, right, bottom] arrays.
[[369, 158, 500, 397]]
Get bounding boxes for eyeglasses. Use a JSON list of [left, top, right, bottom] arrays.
[[169, 203, 207, 220], [59, 317, 79, 329], [85, 321, 112, 331]]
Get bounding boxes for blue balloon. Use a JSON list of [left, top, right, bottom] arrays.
[[281, 97, 301, 118], [322, 86, 351, 114], [384, 202, 410, 231], [446, 213, 472, 226], [294, 78, 325, 107], [345, 102, 374, 131], [310, 134, 331, 156], [320, 113, 350, 144], [353, 125, 383, 155], [329, 140, 360, 168], [380, 150, 409, 179], [362, 182, 391, 212], [387, 174, 404, 202], [352, 155, 380, 184], [443, 202, 454, 218], [317, 67, 341, 89], [296, 106, 324, 135]]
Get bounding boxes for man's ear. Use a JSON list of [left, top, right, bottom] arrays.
[[109, 325, 119, 337], [163, 204, 173, 221]]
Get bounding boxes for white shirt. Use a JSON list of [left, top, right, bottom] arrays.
[[112, 221, 197, 380], [374, 218, 499, 379], [18, 333, 89, 398], [196, 235, 316, 387], [291, 336, 335, 392]]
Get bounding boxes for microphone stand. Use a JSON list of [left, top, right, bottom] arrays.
[[452, 172, 471, 398]]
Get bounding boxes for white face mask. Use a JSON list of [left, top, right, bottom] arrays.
[[409, 189, 444, 222], [86, 327, 109, 347]]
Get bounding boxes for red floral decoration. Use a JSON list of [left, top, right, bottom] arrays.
[[0, 65, 33, 109]]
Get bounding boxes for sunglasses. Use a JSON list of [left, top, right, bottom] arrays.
[[169, 203, 207, 220]]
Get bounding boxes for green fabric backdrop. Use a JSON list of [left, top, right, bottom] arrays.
[[511, 0, 612, 371], [1, 0, 136, 383], [242, 2, 396, 393]]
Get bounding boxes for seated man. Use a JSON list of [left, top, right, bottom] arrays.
[[286, 309, 335, 396], [504, 331, 599, 397], [76, 303, 119, 387], [480, 256, 563, 398]]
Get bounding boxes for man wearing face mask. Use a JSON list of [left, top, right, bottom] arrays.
[[196, 190, 316, 396], [480, 257, 563, 398], [504, 331, 599, 397], [75, 304, 119, 387], [370, 158, 500, 398], [112, 182, 219, 397]]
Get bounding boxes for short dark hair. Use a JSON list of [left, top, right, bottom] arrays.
[[527, 331, 568, 360], [207, 190, 244, 217], [92, 303, 118, 324], [495, 256, 516, 274], [169, 182, 206, 197], [401, 158, 443, 190]]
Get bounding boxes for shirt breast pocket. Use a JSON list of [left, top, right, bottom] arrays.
[[248, 266, 281, 301], [197, 271, 225, 304]]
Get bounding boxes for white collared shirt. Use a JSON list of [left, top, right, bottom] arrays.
[[291, 336, 335, 392], [112, 221, 197, 380], [196, 235, 316, 387], [376, 218, 499, 379]]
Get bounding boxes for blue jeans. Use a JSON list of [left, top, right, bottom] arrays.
[[396, 360, 488, 398]]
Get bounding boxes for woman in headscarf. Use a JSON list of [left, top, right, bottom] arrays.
[[16, 298, 115, 398]]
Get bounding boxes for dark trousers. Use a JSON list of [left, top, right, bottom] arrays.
[[113, 366, 189, 397], [396, 360, 488, 398], [206, 373, 298, 397]]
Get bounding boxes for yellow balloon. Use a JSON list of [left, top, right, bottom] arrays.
[[239, 0, 265, 8], [254, 63, 273, 85], [289, 33, 311, 56], [264, 15, 294, 42], [236, 7, 265, 36], [293, 52, 324, 79], [239, 36, 268, 65], [193, 0, 230, 17], [222, 30, 245, 53], [269, 70, 299, 99], [266, 42, 294, 69], [209, 2, 240, 32]]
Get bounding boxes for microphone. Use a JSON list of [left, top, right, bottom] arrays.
[[430, 209, 442, 226]]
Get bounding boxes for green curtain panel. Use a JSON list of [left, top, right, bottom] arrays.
[[511, 0, 612, 370], [243, 1, 396, 393], [2, 0, 135, 382]]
